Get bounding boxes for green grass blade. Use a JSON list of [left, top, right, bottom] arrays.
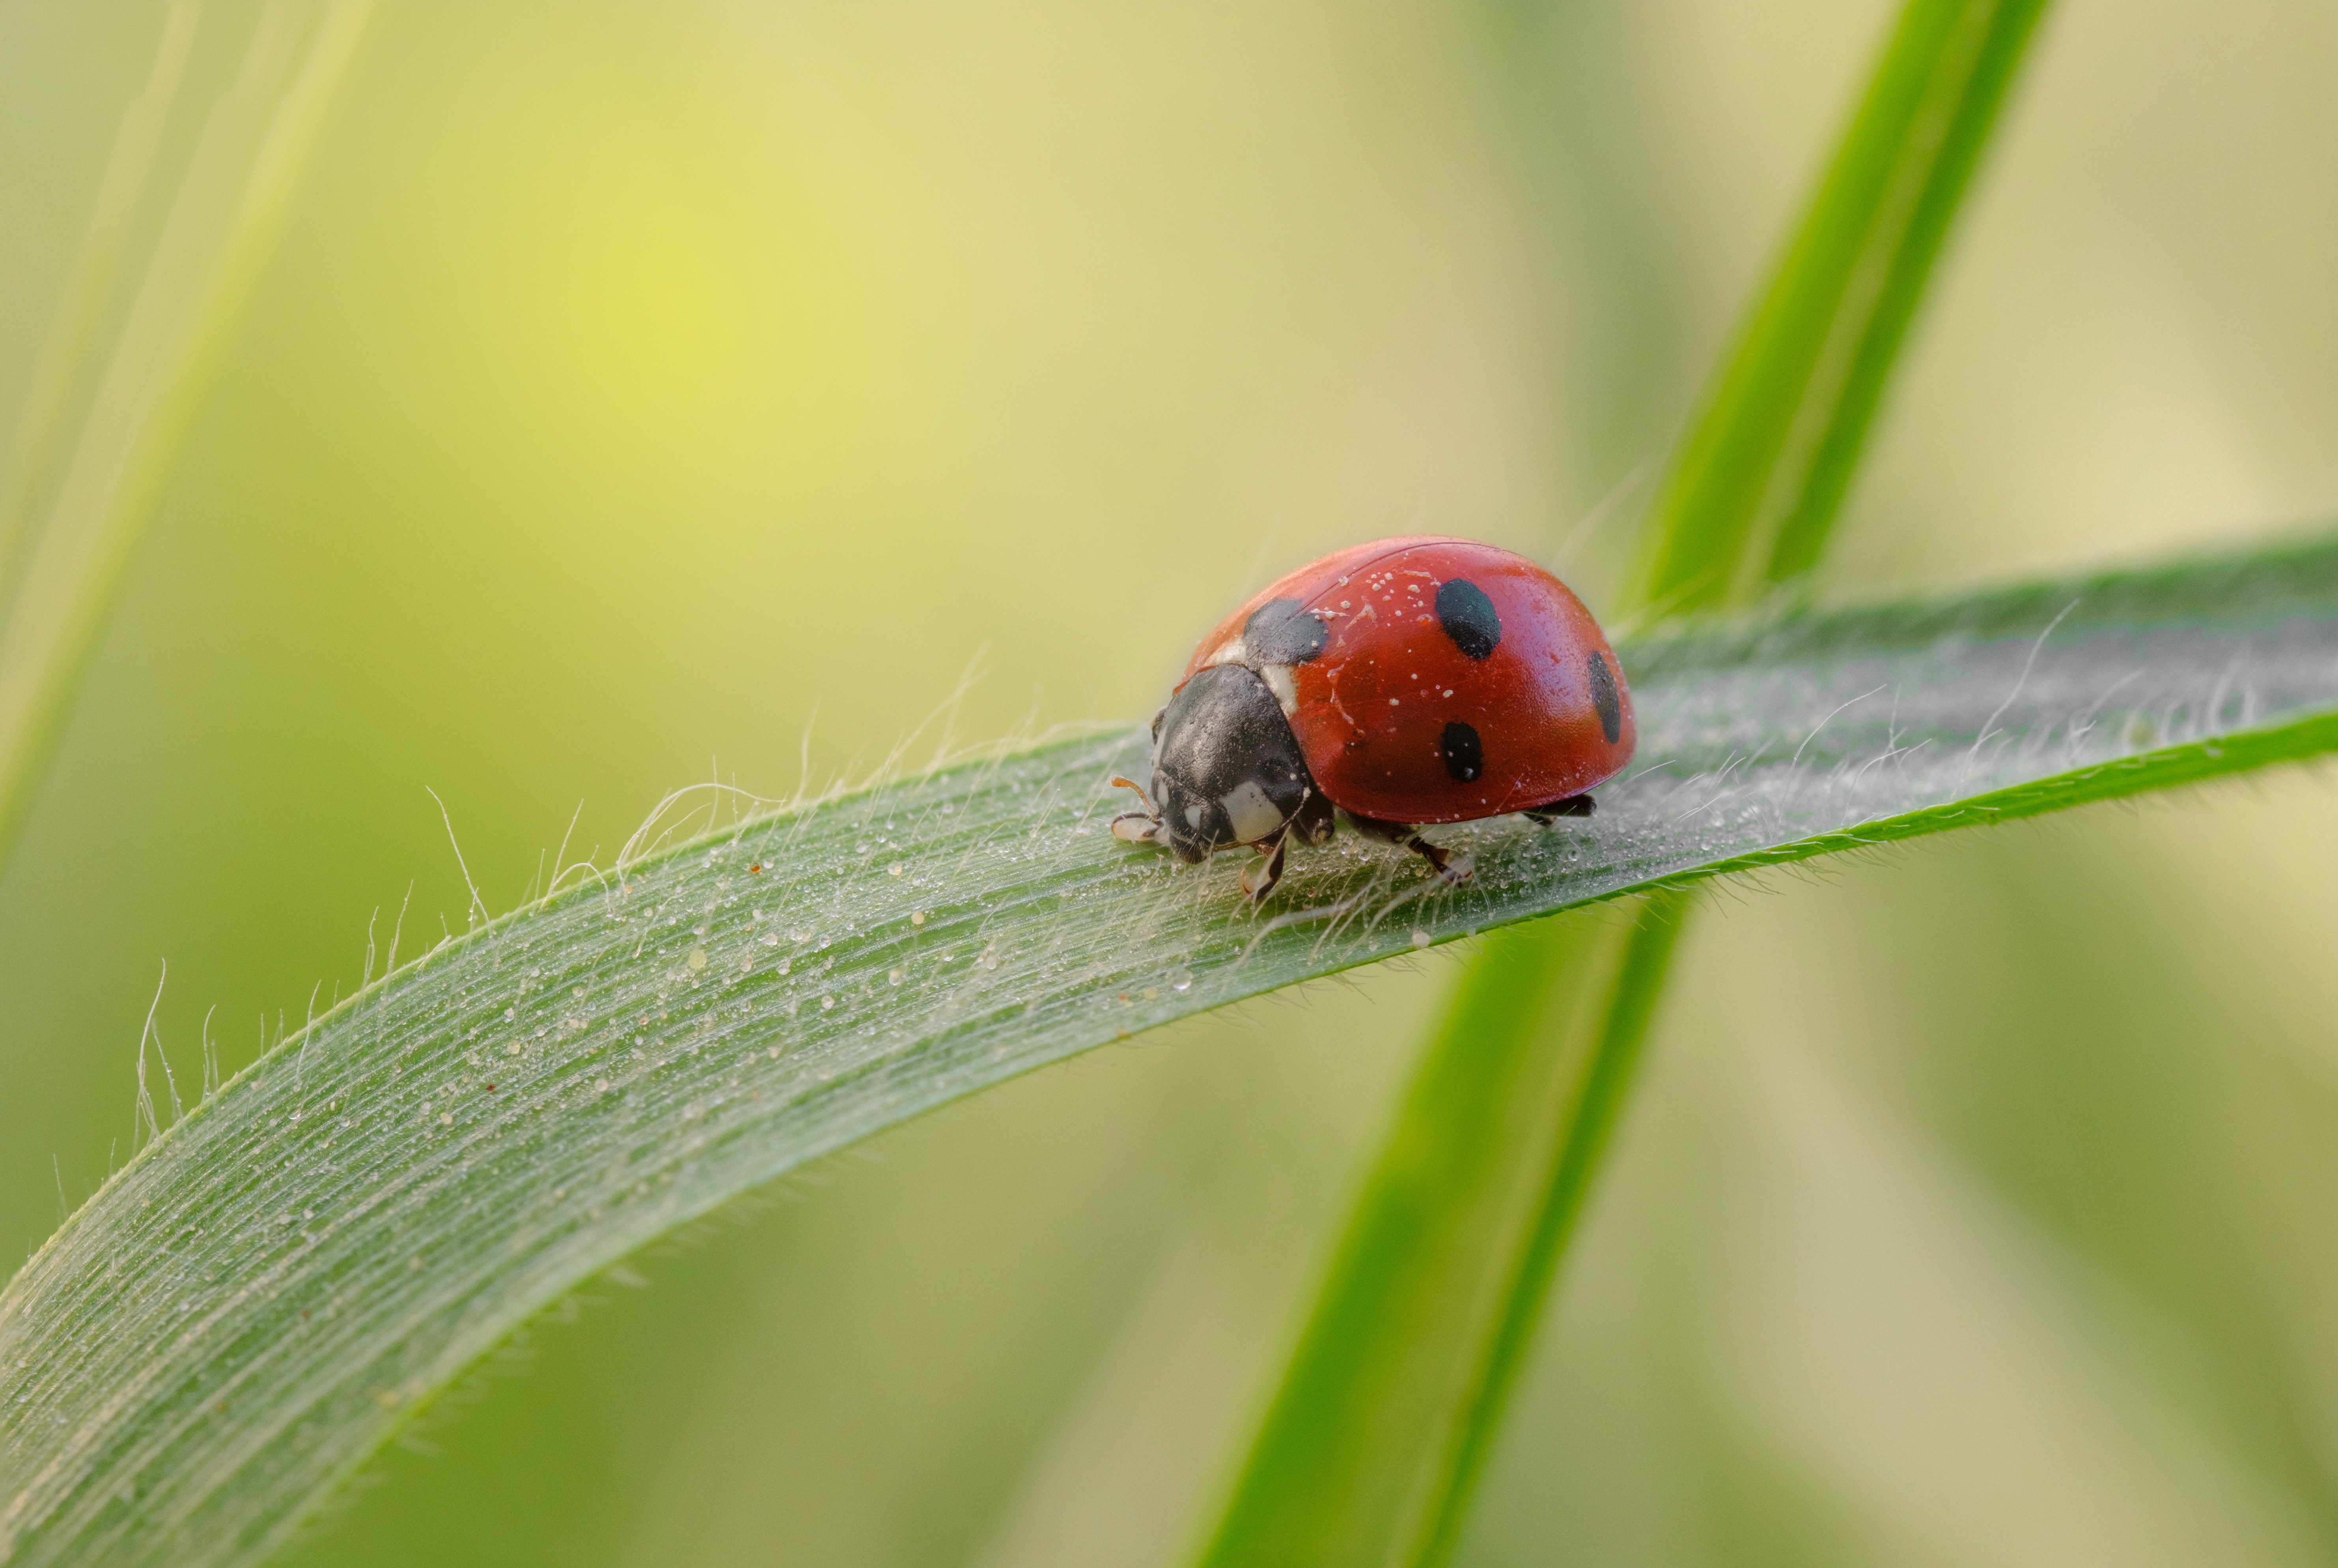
[[1193, 4, 2053, 1560], [4, 534, 2336, 1566], [1410, 890, 1686, 1566], [0, 0, 377, 876], [1636, 0, 2049, 615], [1191, 897, 1688, 1567]]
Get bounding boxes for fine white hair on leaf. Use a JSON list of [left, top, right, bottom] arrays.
[[131, 960, 167, 1148], [425, 786, 488, 932]]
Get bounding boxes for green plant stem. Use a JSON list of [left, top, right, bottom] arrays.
[[1190, 4, 2054, 1562], [1192, 897, 1687, 1567], [1636, 0, 2051, 613], [1760, 0, 2048, 586], [1414, 893, 1685, 1565]]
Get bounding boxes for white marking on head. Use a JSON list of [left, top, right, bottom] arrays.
[[1185, 803, 1205, 829], [1260, 663, 1299, 714], [1220, 780, 1284, 844], [1203, 636, 1248, 669]]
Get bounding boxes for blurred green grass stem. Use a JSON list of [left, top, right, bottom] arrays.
[[1190, 3, 2051, 1562], [1636, 0, 2051, 616], [0, 0, 376, 877], [1188, 904, 1685, 1564]]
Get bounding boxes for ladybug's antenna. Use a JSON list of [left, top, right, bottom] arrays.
[[1107, 775, 1163, 846]]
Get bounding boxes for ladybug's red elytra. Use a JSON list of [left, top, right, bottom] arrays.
[[1111, 536, 1635, 900]]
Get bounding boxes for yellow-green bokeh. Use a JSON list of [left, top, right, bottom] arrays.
[[4, 2, 2337, 1564]]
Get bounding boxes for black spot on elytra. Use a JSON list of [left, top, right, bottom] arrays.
[[1435, 579, 1501, 659], [1440, 721, 1483, 782], [1587, 651, 1621, 743], [1243, 598, 1329, 664]]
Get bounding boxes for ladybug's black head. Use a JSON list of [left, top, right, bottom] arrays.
[[1144, 664, 1326, 862]]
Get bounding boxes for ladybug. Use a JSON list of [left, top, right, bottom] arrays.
[[1110, 536, 1634, 900]]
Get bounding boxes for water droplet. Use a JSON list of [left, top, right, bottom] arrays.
[[821, 996, 836, 1011], [687, 948, 708, 971], [888, 864, 904, 877], [594, 1077, 610, 1092], [1410, 930, 1432, 949], [1167, 967, 1194, 993]]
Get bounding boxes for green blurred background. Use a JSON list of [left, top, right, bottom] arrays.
[[6, 1, 2338, 1562]]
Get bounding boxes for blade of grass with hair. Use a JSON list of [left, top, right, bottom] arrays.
[[7, 532, 2338, 1566], [1191, 3, 2052, 1561]]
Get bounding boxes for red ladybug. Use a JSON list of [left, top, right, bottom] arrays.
[[1111, 536, 1634, 900]]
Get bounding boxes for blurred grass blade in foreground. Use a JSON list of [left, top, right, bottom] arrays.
[[6, 533, 2337, 1566], [0, 0, 376, 876], [1192, 3, 2051, 1561]]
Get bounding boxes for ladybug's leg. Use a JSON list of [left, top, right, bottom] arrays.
[[1401, 834, 1471, 883], [1344, 813, 1474, 885], [1289, 787, 1337, 846], [1239, 828, 1290, 901], [1523, 794, 1595, 825]]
